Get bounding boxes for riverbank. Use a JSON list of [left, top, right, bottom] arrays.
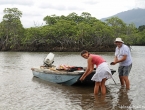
[[0, 45, 116, 52]]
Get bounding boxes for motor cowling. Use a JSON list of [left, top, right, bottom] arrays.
[[43, 52, 55, 67]]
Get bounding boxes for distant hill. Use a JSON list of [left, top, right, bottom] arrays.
[[101, 8, 145, 28]]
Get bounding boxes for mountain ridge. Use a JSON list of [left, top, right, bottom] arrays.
[[100, 8, 145, 27]]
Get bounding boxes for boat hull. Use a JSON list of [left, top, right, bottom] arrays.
[[31, 68, 116, 86], [32, 70, 82, 86]]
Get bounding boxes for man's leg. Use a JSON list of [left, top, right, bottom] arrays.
[[123, 76, 130, 89], [119, 76, 125, 86], [122, 64, 132, 89]]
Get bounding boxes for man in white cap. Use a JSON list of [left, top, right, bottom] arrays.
[[110, 38, 132, 89]]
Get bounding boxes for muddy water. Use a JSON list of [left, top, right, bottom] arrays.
[[0, 46, 145, 110]]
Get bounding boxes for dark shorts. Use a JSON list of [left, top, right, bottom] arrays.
[[118, 64, 132, 76]]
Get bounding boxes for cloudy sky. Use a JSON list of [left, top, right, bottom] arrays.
[[0, 0, 145, 28]]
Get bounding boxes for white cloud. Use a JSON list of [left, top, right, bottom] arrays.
[[83, 0, 99, 5], [0, 0, 34, 5], [0, 0, 145, 28], [135, 0, 145, 8]]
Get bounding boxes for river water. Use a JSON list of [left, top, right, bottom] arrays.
[[0, 46, 145, 110]]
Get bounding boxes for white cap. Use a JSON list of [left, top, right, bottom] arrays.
[[114, 38, 124, 43]]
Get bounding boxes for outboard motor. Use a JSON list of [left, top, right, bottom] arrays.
[[43, 52, 55, 67]]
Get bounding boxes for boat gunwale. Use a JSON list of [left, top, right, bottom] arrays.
[[31, 67, 85, 75]]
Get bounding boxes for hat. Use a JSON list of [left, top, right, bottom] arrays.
[[114, 38, 124, 43]]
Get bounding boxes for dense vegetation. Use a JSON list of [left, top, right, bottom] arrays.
[[0, 8, 145, 52]]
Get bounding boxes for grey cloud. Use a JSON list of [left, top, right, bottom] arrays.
[[67, 6, 84, 11], [54, 5, 66, 11], [39, 3, 66, 10], [83, 0, 99, 5], [0, 11, 3, 14], [0, 0, 34, 6], [24, 12, 41, 17], [135, 0, 145, 8], [39, 3, 83, 11]]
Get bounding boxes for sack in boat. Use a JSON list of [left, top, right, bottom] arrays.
[[57, 64, 73, 70], [68, 67, 83, 72]]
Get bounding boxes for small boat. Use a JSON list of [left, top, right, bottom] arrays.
[[31, 67, 116, 86], [31, 53, 116, 86]]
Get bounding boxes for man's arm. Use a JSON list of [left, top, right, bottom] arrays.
[[111, 55, 127, 65]]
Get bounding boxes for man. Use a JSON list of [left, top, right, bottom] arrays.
[[110, 38, 132, 89]]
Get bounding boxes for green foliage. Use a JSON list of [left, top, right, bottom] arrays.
[[105, 17, 139, 45], [135, 30, 145, 45], [0, 8, 144, 51], [138, 25, 145, 32], [43, 14, 59, 25], [105, 17, 126, 37], [0, 8, 24, 50]]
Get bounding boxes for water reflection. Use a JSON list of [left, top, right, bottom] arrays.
[[115, 87, 132, 110], [32, 77, 94, 109], [32, 76, 119, 110]]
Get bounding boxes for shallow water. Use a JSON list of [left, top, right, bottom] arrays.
[[0, 46, 145, 110]]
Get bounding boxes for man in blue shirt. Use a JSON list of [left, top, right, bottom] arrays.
[[111, 38, 132, 89]]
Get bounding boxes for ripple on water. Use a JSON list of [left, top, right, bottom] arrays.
[[0, 47, 145, 110]]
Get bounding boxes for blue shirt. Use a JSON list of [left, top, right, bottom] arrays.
[[115, 44, 132, 66]]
